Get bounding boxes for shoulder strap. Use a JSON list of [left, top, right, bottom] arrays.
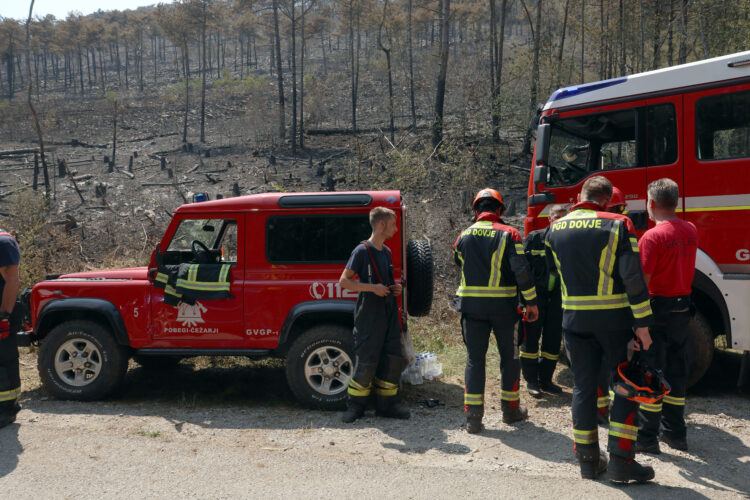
[[361, 240, 384, 284]]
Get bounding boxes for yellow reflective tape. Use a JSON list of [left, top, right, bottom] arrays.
[[548, 246, 568, 298], [519, 350, 539, 359], [489, 233, 508, 288], [375, 387, 398, 396], [219, 264, 231, 282], [573, 428, 598, 444], [630, 299, 652, 319], [640, 402, 663, 412], [629, 236, 639, 253], [155, 272, 169, 284], [609, 422, 638, 440], [663, 395, 685, 406], [522, 287, 537, 302], [598, 223, 619, 296], [597, 396, 610, 408], [500, 390, 519, 402], [540, 351, 559, 361], [0, 387, 20, 402], [684, 206, 750, 212], [530, 249, 546, 256], [456, 286, 517, 298], [374, 378, 398, 389], [514, 242, 525, 254], [464, 393, 484, 405], [348, 386, 371, 397], [349, 379, 369, 391]]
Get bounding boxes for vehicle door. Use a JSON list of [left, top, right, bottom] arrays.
[[684, 83, 750, 273], [541, 101, 648, 231], [645, 95, 683, 230], [150, 214, 245, 343]]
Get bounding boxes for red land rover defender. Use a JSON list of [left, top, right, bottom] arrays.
[[24, 191, 433, 409]]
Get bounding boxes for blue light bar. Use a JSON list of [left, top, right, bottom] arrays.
[[549, 77, 628, 102]]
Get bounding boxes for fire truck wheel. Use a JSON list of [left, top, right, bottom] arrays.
[[286, 324, 354, 410], [38, 320, 129, 401], [687, 310, 714, 388], [133, 355, 182, 370], [406, 240, 434, 317]]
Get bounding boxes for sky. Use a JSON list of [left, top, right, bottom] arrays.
[[1, 0, 173, 21]]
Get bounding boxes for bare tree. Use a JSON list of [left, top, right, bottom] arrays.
[[25, 0, 50, 199], [431, 0, 450, 147]]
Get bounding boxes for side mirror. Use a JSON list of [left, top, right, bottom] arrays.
[[535, 123, 551, 167], [533, 165, 548, 186]]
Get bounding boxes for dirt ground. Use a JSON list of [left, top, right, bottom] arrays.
[[1, 348, 748, 499]]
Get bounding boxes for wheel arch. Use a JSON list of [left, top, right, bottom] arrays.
[[276, 300, 354, 354], [692, 269, 731, 345], [36, 298, 130, 347]]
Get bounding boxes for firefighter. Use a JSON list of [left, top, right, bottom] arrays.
[[595, 186, 630, 423], [453, 188, 539, 434], [520, 204, 568, 397], [545, 176, 655, 483], [0, 228, 21, 429], [339, 207, 409, 423], [635, 178, 698, 454]]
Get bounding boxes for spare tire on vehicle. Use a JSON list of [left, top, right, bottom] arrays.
[[406, 239, 433, 317]]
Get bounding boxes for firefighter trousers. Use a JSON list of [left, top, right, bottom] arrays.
[[637, 298, 691, 442], [520, 291, 562, 383], [347, 293, 404, 407], [0, 319, 21, 420], [563, 328, 639, 462], [462, 312, 520, 412]]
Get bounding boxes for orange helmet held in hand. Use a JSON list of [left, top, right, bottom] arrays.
[[613, 355, 671, 405], [472, 188, 504, 210]]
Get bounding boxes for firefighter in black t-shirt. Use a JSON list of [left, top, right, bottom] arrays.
[[339, 207, 409, 423], [0, 228, 21, 428]]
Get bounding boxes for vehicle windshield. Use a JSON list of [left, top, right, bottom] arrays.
[[545, 109, 638, 186]]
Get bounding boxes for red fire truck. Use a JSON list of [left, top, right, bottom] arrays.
[[527, 50, 750, 386]]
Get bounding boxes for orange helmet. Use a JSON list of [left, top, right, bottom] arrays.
[[473, 188, 504, 210], [613, 356, 671, 405], [608, 186, 626, 210]]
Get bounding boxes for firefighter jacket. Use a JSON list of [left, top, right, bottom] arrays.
[[453, 212, 537, 315], [524, 227, 559, 299], [544, 201, 653, 332], [155, 263, 232, 306]]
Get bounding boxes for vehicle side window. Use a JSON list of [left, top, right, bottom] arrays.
[[547, 109, 638, 186], [696, 89, 750, 161], [267, 214, 371, 264], [647, 103, 677, 166], [219, 223, 238, 262], [166, 218, 237, 264]]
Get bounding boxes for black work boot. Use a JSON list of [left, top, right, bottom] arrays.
[[609, 456, 655, 484], [340, 400, 366, 423], [501, 405, 529, 424], [465, 406, 484, 434], [375, 396, 410, 420], [633, 438, 661, 455], [579, 451, 608, 480], [661, 433, 688, 451], [539, 358, 562, 394], [521, 358, 542, 398]]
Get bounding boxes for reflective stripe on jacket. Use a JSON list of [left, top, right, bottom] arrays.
[[453, 212, 537, 315], [544, 202, 653, 331]]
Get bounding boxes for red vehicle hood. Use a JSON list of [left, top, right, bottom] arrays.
[[58, 267, 149, 281]]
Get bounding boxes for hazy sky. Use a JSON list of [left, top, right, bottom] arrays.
[[1, 0, 174, 21]]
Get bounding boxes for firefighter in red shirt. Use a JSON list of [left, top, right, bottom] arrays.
[[635, 178, 698, 454], [453, 188, 538, 434], [545, 176, 655, 483]]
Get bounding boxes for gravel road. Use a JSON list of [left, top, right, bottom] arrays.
[[1, 351, 748, 499]]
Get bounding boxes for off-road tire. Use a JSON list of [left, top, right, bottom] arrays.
[[286, 324, 354, 410], [406, 239, 434, 317], [687, 310, 713, 388], [38, 320, 129, 401], [133, 355, 182, 370]]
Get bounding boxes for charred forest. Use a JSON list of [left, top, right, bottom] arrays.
[[0, 0, 748, 289]]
